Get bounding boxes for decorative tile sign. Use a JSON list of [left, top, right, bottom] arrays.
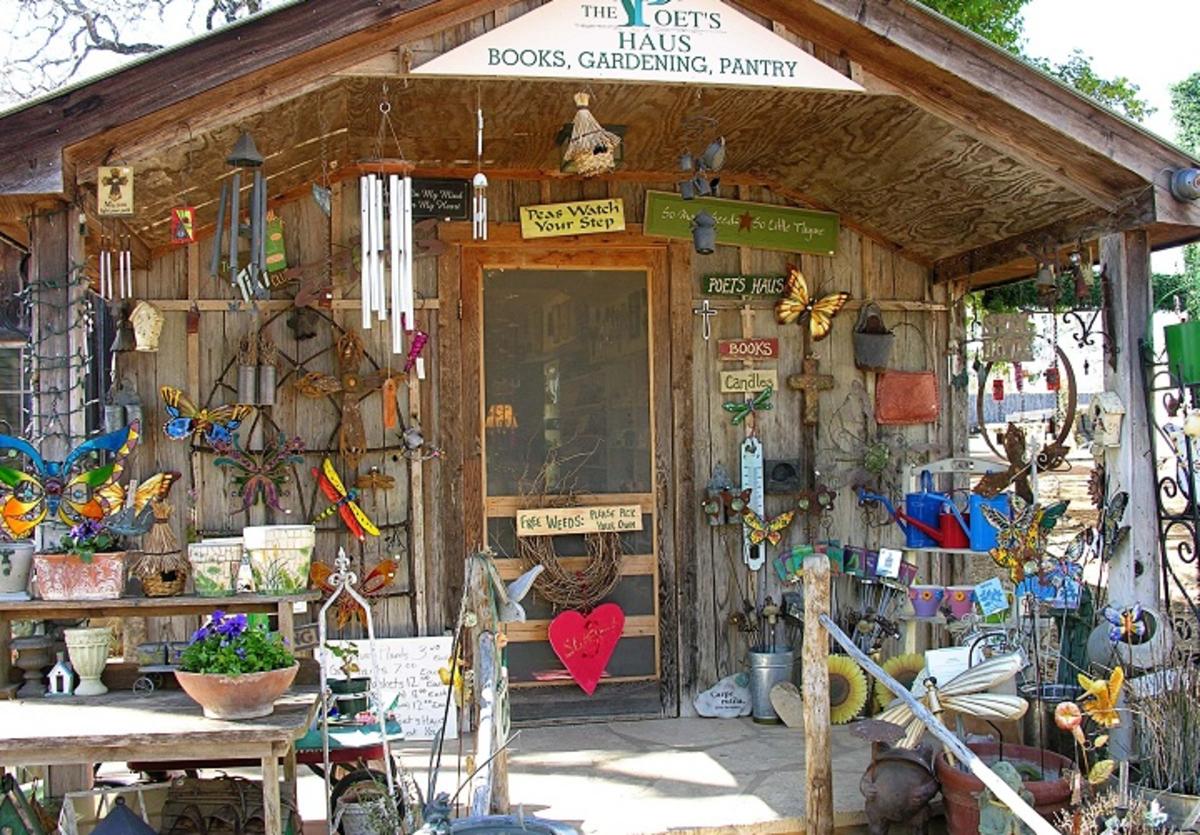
[[974, 577, 1009, 617], [517, 504, 643, 536], [520, 198, 626, 239], [411, 0, 864, 92], [701, 274, 787, 297], [412, 178, 471, 221], [645, 191, 839, 255], [981, 313, 1036, 363], [718, 338, 779, 361], [97, 166, 135, 216], [720, 369, 777, 393]]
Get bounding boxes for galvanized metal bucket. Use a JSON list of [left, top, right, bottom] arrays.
[[748, 649, 795, 724]]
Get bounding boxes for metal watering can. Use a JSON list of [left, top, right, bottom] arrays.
[[857, 472, 970, 550]]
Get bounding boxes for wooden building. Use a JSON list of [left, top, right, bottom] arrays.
[[1, 0, 1198, 726]]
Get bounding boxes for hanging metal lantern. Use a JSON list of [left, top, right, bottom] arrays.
[[992, 378, 1005, 401]]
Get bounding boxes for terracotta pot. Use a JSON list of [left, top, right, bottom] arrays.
[[936, 742, 1073, 835], [34, 551, 126, 600], [175, 663, 299, 719]]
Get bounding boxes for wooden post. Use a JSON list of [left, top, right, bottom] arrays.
[[261, 746, 282, 835], [802, 553, 833, 834], [1100, 230, 1159, 606]]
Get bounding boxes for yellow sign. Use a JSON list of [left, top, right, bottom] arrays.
[[97, 166, 134, 216], [720, 369, 778, 394], [516, 505, 643, 537], [520, 198, 625, 239]]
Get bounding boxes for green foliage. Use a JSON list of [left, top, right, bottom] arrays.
[[975, 273, 1196, 316], [916, 0, 1151, 122], [59, 519, 119, 564], [1170, 72, 1200, 154], [327, 642, 361, 678], [180, 610, 294, 676]]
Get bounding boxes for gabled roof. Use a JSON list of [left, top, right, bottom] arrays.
[[0, 0, 1196, 283]]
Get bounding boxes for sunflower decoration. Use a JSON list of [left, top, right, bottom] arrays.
[[1078, 665, 1124, 728], [828, 655, 868, 725], [875, 653, 926, 710]]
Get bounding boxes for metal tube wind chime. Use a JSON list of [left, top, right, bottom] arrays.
[[209, 131, 269, 301], [98, 232, 132, 300], [472, 106, 488, 241], [358, 167, 415, 354], [359, 94, 417, 355]]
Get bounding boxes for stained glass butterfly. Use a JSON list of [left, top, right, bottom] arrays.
[[983, 496, 1069, 584], [160, 386, 254, 448], [0, 422, 141, 538], [774, 266, 850, 342], [310, 558, 397, 629], [742, 508, 795, 546], [214, 432, 305, 514]]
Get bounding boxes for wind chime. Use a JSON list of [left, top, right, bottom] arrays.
[[98, 232, 132, 300], [472, 104, 488, 241], [208, 130, 269, 301], [358, 89, 416, 356]]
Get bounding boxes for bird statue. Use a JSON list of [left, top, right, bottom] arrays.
[[495, 565, 544, 623]]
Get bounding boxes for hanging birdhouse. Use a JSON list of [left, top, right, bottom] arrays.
[[563, 93, 621, 178], [47, 651, 74, 696], [1088, 391, 1126, 446]]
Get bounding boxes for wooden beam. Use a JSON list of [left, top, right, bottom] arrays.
[[931, 189, 1158, 283], [1, 0, 513, 194], [802, 553, 833, 834], [744, 0, 1200, 226]]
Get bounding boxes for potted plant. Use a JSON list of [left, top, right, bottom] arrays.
[[0, 535, 35, 598], [33, 520, 126, 600], [174, 610, 298, 719], [327, 642, 371, 720]]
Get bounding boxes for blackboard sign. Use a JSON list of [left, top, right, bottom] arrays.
[[412, 178, 470, 221]]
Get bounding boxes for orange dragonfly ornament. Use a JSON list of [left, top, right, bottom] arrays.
[[311, 457, 379, 540], [310, 558, 397, 629]]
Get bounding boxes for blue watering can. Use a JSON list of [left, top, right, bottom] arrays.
[[857, 472, 971, 550]]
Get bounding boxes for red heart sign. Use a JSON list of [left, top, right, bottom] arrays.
[[547, 603, 625, 695]]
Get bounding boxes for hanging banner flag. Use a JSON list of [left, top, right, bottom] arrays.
[[411, 0, 864, 92], [97, 166, 135, 216]]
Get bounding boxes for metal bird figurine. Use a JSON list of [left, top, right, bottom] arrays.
[[497, 565, 544, 623]]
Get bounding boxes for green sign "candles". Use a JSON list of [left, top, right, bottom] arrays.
[[643, 190, 839, 256]]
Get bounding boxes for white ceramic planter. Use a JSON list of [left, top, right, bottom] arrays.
[[64, 627, 113, 696], [187, 538, 243, 597], [243, 525, 315, 594], [0, 540, 34, 596]]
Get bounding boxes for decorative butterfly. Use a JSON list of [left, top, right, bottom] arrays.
[[723, 386, 774, 426], [774, 266, 850, 342], [1103, 603, 1146, 643], [312, 457, 380, 540], [1098, 491, 1129, 560], [982, 496, 1069, 584], [99, 471, 181, 536], [877, 652, 1029, 749], [160, 386, 254, 448], [214, 432, 305, 514], [0, 422, 141, 538], [742, 508, 795, 546], [310, 558, 397, 629]]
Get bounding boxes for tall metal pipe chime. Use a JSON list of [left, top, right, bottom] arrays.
[[209, 131, 269, 301], [359, 168, 415, 354]]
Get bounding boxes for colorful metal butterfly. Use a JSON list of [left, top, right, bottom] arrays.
[[310, 558, 397, 628], [742, 508, 795, 546], [99, 471, 181, 536], [160, 386, 254, 448], [312, 457, 380, 540], [1103, 603, 1147, 643], [723, 386, 774, 426], [774, 266, 850, 342], [214, 432, 305, 515], [1098, 491, 1129, 561], [983, 495, 1069, 584], [0, 422, 141, 538]]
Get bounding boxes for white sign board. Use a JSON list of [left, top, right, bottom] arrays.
[[412, 0, 864, 92], [325, 638, 457, 741]]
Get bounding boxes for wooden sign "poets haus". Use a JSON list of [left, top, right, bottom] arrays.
[[517, 505, 643, 536], [520, 198, 626, 239]]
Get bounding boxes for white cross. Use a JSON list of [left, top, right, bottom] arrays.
[[693, 300, 717, 341]]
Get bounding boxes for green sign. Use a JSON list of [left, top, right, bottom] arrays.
[[700, 275, 786, 297], [643, 190, 839, 256]]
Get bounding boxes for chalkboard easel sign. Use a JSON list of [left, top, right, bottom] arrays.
[[412, 178, 471, 221]]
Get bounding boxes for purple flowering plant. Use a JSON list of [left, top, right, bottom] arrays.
[[180, 610, 294, 675], [59, 519, 119, 563]]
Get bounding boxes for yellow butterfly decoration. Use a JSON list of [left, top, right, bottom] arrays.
[[774, 266, 850, 342], [742, 509, 795, 546]]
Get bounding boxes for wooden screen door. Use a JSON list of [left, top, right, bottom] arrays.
[[462, 246, 670, 722]]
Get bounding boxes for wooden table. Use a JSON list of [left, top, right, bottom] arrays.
[[0, 688, 319, 834], [0, 592, 320, 688]]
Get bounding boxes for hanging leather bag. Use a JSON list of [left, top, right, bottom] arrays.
[[875, 322, 940, 425]]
